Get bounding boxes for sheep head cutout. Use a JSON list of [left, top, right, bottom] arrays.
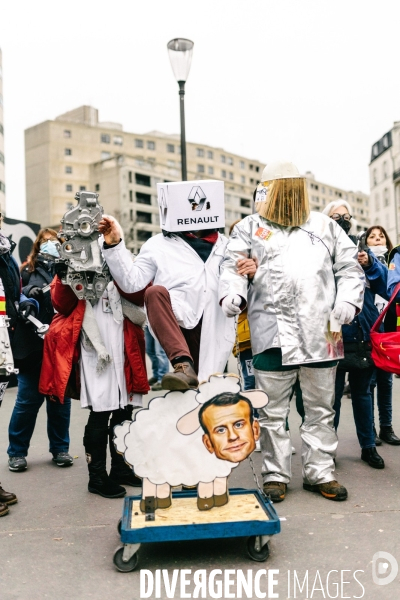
[[113, 373, 268, 512]]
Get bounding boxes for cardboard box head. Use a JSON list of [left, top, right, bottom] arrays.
[[157, 180, 225, 232]]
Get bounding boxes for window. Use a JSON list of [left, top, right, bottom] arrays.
[[128, 171, 132, 183], [255, 166, 260, 173], [373, 169, 377, 186], [137, 230, 152, 242], [384, 188, 390, 207], [221, 155, 226, 163], [65, 148, 72, 156], [375, 194, 380, 211], [197, 164, 205, 173], [383, 161, 388, 179], [197, 148, 204, 157], [129, 190, 133, 202], [147, 141, 155, 150], [240, 160, 245, 169], [101, 134, 110, 143], [101, 151, 111, 160], [114, 135, 123, 146], [329, 189, 332, 195], [136, 192, 152, 205], [250, 178, 255, 184], [130, 209, 133, 221], [0, 181, 5, 193], [65, 166, 72, 174], [229, 172, 234, 180], [207, 150, 213, 159], [79, 185, 86, 191], [64, 130, 71, 138], [0, 152, 4, 164], [240, 198, 251, 208], [241, 175, 245, 184], [241, 214, 248, 220], [0, 124, 3, 135], [383, 135, 390, 149], [208, 166, 214, 175], [95, 183, 100, 192], [167, 144, 175, 153], [136, 211, 152, 224], [135, 173, 151, 187], [66, 184, 73, 192], [249, 164, 254, 170], [135, 139, 144, 148], [221, 170, 227, 178], [321, 186, 325, 194], [227, 157, 233, 166]]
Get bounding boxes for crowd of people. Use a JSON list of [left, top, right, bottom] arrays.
[[1, 159, 400, 517]]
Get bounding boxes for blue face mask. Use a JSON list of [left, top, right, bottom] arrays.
[[40, 240, 60, 258]]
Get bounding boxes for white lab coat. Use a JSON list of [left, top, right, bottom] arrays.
[[102, 234, 235, 382]]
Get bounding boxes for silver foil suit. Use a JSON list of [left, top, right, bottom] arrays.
[[57, 191, 111, 300]]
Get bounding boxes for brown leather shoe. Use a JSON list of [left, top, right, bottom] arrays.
[[0, 501, 9, 517], [197, 496, 214, 511], [303, 480, 348, 501], [0, 484, 17, 506], [162, 362, 199, 390], [213, 491, 229, 508], [263, 481, 287, 502]]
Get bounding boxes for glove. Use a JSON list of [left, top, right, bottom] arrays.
[[54, 260, 68, 279], [27, 286, 43, 300], [19, 301, 38, 323], [330, 301, 356, 325], [221, 294, 242, 318]]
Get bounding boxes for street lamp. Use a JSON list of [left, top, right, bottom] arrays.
[[167, 38, 194, 181]]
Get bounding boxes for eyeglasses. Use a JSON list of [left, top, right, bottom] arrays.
[[330, 213, 352, 221]]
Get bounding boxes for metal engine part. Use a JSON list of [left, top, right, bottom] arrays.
[[0, 316, 18, 376], [57, 191, 111, 300]]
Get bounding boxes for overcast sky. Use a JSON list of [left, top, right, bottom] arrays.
[[1, 0, 399, 220]]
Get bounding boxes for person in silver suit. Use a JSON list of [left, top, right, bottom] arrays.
[[219, 160, 365, 503]]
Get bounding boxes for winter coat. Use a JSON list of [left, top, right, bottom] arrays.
[[39, 276, 149, 402], [102, 234, 235, 382]]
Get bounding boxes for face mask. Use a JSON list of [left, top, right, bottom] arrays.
[[369, 245, 387, 257], [335, 217, 351, 234], [40, 240, 60, 258]]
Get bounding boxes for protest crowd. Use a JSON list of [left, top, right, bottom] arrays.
[[2, 158, 400, 519]]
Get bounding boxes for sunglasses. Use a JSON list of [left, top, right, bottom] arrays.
[[330, 213, 352, 221]]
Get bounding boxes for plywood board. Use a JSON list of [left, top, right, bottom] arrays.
[[130, 493, 269, 529]]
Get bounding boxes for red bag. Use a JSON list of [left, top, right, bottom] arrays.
[[370, 282, 400, 374]]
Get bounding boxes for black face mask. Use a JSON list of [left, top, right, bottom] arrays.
[[336, 217, 351, 234]]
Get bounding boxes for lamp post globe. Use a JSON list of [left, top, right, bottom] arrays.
[[167, 38, 194, 181]]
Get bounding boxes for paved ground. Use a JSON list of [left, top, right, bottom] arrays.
[[1, 370, 400, 599]]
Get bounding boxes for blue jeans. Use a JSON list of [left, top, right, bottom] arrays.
[[239, 348, 255, 390], [8, 368, 71, 457], [370, 368, 393, 428], [334, 367, 375, 449], [145, 326, 169, 381]]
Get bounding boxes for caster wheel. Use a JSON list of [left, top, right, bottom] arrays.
[[246, 536, 270, 562], [117, 518, 122, 535], [113, 547, 138, 572]]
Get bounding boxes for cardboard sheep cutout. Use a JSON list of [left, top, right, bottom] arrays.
[[113, 374, 268, 512]]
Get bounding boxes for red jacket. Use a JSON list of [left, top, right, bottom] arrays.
[[39, 276, 149, 402]]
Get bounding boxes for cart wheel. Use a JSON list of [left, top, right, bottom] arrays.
[[117, 518, 122, 535], [246, 536, 270, 562], [113, 547, 138, 572]]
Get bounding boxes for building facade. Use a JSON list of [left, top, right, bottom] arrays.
[[25, 105, 369, 252], [0, 49, 5, 213], [369, 123, 400, 245]]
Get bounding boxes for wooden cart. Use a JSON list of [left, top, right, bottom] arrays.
[[113, 487, 281, 572]]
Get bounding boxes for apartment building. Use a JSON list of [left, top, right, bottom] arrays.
[[25, 105, 370, 252], [0, 49, 5, 212], [368, 123, 400, 244]]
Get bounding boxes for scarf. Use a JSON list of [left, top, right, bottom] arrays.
[[0, 233, 11, 256]]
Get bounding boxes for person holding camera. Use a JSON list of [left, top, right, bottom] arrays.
[[7, 228, 73, 472], [322, 202, 388, 468]]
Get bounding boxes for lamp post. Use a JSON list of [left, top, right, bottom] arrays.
[[167, 38, 194, 181]]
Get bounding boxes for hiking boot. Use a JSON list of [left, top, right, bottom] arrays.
[[263, 481, 287, 502], [0, 484, 17, 506], [361, 447, 385, 469], [373, 426, 382, 446], [161, 362, 199, 390], [0, 502, 9, 517], [8, 457, 27, 472], [52, 452, 74, 467], [303, 480, 348, 501], [379, 426, 400, 445]]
